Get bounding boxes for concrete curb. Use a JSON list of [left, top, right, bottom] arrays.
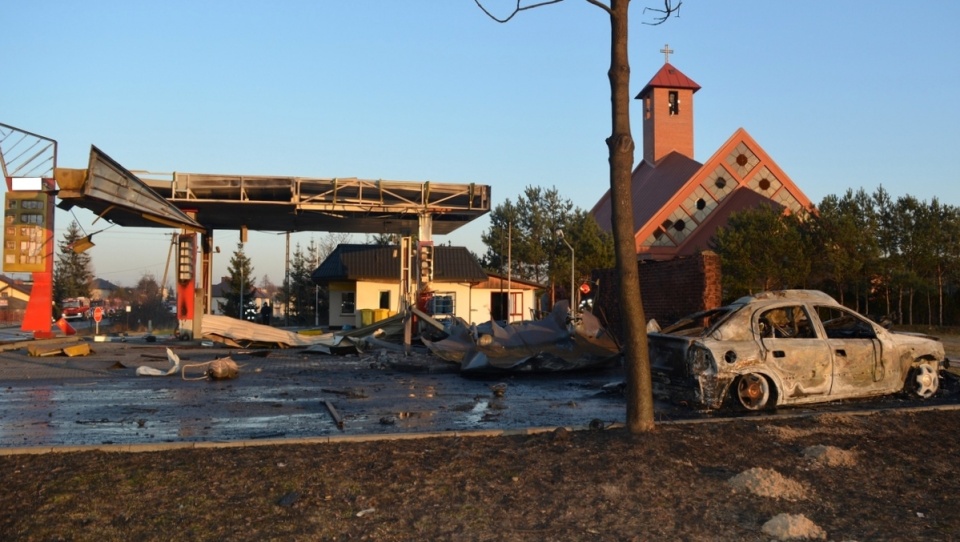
[[1, 402, 956, 457]]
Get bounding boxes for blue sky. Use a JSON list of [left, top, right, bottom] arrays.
[[3, 1, 958, 288]]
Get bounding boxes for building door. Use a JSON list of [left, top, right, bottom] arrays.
[[490, 292, 508, 322]]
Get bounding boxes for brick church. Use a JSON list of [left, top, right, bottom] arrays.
[[591, 48, 813, 261]]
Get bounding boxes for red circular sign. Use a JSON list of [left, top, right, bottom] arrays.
[[93, 307, 103, 323]]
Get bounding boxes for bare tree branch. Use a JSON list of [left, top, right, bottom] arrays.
[[475, 0, 678, 24], [474, 0, 566, 23], [642, 0, 681, 25], [583, 0, 612, 15]]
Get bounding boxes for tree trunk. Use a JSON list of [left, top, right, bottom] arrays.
[[607, 0, 654, 433], [908, 288, 914, 325], [938, 264, 944, 326]]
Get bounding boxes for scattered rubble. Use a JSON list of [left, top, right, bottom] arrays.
[[202, 314, 343, 348], [727, 467, 808, 501], [182, 357, 240, 380], [802, 444, 858, 467], [761, 513, 827, 540], [135, 348, 182, 376], [136, 347, 239, 380], [27, 342, 92, 357], [422, 301, 621, 373]]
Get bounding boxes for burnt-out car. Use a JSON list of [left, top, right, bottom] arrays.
[[648, 290, 948, 410]]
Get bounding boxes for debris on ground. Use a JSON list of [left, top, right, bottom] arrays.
[[135, 348, 182, 376], [27, 342, 92, 357], [727, 467, 809, 501], [802, 445, 858, 467], [303, 314, 407, 356], [421, 301, 621, 373], [201, 314, 342, 348], [182, 357, 240, 380], [761, 513, 827, 540], [324, 400, 344, 429]]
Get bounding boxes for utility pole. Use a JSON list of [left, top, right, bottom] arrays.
[[285, 231, 290, 326]]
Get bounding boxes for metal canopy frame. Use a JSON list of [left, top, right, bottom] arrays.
[[56, 146, 204, 232], [55, 149, 490, 235]]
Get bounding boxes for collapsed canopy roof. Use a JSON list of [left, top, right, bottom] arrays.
[[55, 146, 491, 235]]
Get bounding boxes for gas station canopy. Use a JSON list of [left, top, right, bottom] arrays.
[[55, 147, 490, 235]]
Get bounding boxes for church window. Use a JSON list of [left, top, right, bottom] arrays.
[[668, 91, 679, 115], [696, 198, 707, 210], [674, 219, 686, 232], [715, 178, 727, 189], [645, 97, 651, 119], [661, 219, 674, 229], [726, 144, 760, 178], [759, 178, 771, 191]]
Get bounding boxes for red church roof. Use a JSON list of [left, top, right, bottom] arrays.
[[590, 151, 703, 232], [637, 63, 701, 98], [591, 128, 814, 260]]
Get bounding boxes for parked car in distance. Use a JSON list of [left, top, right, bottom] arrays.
[[648, 290, 948, 411]]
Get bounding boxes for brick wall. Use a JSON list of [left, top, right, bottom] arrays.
[[590, 251, 721, 341]]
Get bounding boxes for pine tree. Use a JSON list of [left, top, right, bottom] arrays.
[[219, 243, 256, 319], [53, 221, 94, 305]]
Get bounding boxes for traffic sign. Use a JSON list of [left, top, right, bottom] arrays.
[[93, 307, 103, 323]]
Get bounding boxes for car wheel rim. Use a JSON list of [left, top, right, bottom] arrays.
[[737, 374, 769, 410], [914, 364, 938, 399]]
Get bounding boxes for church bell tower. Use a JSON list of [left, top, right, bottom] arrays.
[[637, 45, 701, 165]]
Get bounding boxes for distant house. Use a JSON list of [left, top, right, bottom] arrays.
[[312, 244, 540, 327], [90, 278, 118, 301], [210, 276, 275, 318], [0, 274, 31, 324]]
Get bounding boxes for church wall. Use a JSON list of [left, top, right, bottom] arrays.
[[591, 251, 721, 340]]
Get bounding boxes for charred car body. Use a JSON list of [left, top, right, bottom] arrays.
[[649, 290, 948, 410]]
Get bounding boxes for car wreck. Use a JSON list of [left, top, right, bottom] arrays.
[[648, 289, 949, 410], [422, 301, 622, 373]]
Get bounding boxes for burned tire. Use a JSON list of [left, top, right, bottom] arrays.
[[907, 362, 939, 399], [735, 373, 774, 411]]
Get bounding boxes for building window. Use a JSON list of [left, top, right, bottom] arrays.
[[668, 90, 679, 115], [341, 292, 356, 315], [379, 291, 391, 310], [644, 97, 651, 119], [430, 293, 455, 315], [510, 292, 523, 319]]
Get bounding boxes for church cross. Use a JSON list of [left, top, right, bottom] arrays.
[[661, 44, 674, 63]]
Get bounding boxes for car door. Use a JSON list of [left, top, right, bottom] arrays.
[[812, 305, 886, 397], [757, 304, 833, 400]]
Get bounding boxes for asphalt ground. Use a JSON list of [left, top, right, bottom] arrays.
[[0, 332, 630, 452], [1, 329, 958, 454]]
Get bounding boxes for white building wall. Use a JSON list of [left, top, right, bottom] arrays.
[[329, 280, 540, 327]]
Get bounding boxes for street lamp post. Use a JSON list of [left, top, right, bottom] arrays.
[[556, 229, 575, 315], [239, 264, 244, 320], [315, 250, 320, 327]]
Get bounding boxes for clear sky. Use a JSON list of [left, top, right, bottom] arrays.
[[3, 1, 958, 289]]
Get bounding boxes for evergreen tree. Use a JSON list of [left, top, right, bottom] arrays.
[[481, 186, 614, 300], [53, 221, 94, 305], [128, 274, 173, 330], [280, 241, 318, 324], [218, 243, 256, 319], [711, 204, 810, 298]]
